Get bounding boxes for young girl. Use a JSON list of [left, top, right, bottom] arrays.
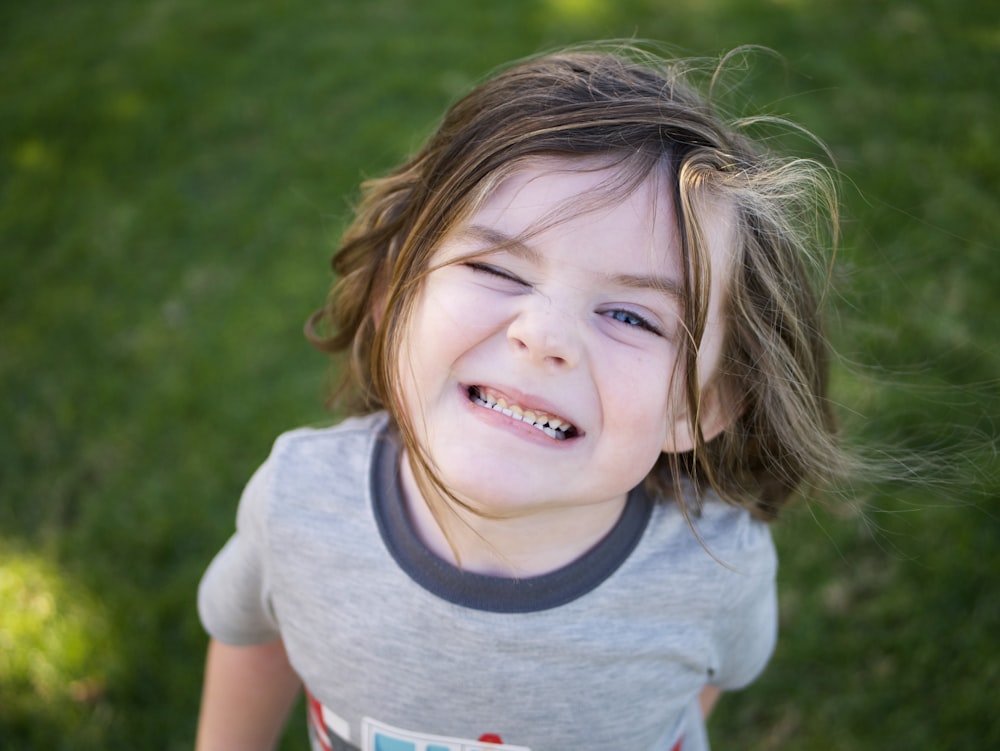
[[196, 43, 843, 751]]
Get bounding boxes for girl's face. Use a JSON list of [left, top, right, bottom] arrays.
[[397, 158, 732, 518]]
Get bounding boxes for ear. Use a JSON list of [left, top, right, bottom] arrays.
[[661, 381, 737, 455]]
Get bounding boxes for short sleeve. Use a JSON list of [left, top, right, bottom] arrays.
[[197, 456, 282, 646], [707, 517, 778, 690]]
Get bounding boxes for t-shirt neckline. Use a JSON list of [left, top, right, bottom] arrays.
[[370, 427, 653, 613]]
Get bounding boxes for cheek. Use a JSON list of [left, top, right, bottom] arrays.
[[598, 373, 673, 487], [420, 275, 504, 337], [393, 293, 446, 417], [395, 285, 493, 407], [393, 329, 423, 425], [599, 348, 676, 427]]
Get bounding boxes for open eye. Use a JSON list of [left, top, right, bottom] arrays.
[[603, 308, 662, 335]]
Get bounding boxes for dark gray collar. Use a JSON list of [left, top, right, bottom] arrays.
[[371, 427, 652, 613]]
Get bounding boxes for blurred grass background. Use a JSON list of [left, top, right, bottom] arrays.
[[1, 0, 997, 748]]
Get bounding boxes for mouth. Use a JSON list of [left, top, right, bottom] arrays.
[[468, 386, 579, 441]]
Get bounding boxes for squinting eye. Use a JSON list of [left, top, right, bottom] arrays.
[[605, 308, 661, 335], [464, 262, 527, 285]]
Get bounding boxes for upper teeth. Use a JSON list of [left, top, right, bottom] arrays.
[[471, 387, 573, 440]]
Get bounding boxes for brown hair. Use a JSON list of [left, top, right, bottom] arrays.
[[307, 43, 845, 521]]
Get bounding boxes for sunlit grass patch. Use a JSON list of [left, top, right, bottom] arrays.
[[0, 544, 121, 743]]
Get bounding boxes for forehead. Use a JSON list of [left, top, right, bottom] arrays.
[[461, 157, 680, 265], [476, 156, 667, 223]]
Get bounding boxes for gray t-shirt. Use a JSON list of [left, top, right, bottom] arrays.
[[199, 412, 777, 751]]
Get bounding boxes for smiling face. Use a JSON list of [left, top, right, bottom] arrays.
[[396, 157, 733, 520]]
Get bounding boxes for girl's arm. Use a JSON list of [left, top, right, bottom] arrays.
[[196, 637, 302, 751], [699, 685, 722, 718]]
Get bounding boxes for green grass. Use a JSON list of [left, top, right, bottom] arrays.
[[2, 0, 998, 748]]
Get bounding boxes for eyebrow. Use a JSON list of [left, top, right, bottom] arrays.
[[459, 224, 685, 302]]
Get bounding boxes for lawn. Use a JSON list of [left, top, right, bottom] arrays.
[[2, 0, 998, 748]]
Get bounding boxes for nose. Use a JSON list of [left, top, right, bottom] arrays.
[[506, 298, 582, 369]]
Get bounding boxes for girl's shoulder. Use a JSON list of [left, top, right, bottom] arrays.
[[264, 410, 388, 464], [643, 484, 777, 576], [253, 411, 391, 496], [272, 410, 390, 451]]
